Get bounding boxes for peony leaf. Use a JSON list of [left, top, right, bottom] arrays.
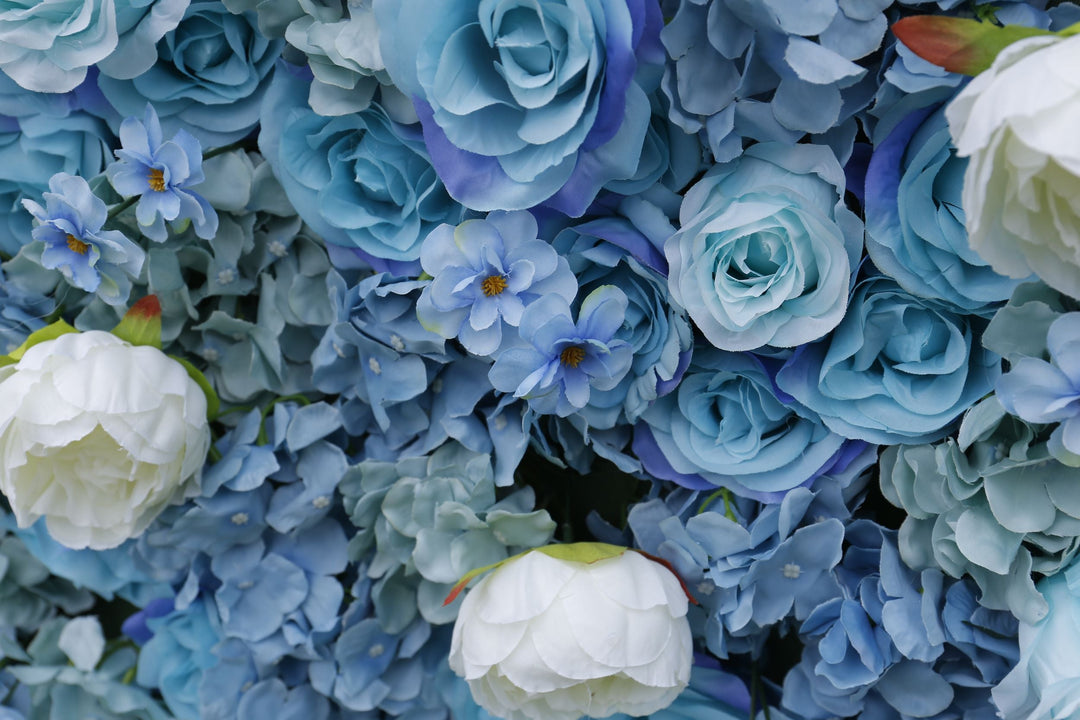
[[892, 16, 1057, 75], [171, 355, 221, 421], [110, 294, 162, 349], [0, 319, 79, 366]]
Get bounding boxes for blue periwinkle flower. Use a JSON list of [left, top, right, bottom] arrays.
[[865, 101, 1026, 313], [997, 312, 1080, 465], [666, 143, 862, 351], [417, 211, 577, 356], [98, 2, 284, 146], [373, 0, 664, 216], [553, 218, 693, 426], [637, 348, 851, 501], [776, 275, 1001, 444], [21, 172, 145, 305], [0, 0, 187, 93], [260, 68, 464, 270], [489, 285, 633, 417], [993, 559, 1080, 720], [106, 105, 218, 242]]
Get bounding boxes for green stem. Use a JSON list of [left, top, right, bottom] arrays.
[[203, 139, 249, 161], [697, 487, 737, 522], [107, 196, 138, 219], [256, 393, 312, 445]]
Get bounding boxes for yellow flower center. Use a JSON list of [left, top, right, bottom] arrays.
[[65, 234, 89, 255], [560, 345, 585, 368], [480, 274, 508, 297], [148, 167, 166, 192]]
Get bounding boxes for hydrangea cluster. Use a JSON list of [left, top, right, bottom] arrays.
[[3, 1, 1080, 719]]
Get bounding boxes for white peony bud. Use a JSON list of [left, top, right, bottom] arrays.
[[946, 32, 1080, 298], [448, 543, 693, 720], [0, 330, 210, 550]]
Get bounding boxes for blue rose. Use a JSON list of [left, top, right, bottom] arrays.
[[635, 348, 853, 501], [993, 559, 1080, 720], [374, 0, 664, 216], [0, 0, 187, 93], [552, 218, 693, 426], [666, 143, 862, 352], [776, 275, 1001, 444], [260, 67, 464, 272], [0, 80, 116, 257], [98, 2, 284, 146], [865, 101, 1027, 313]]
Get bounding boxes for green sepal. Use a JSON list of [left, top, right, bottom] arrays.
[[110, 295, 162, 349], [0, 319, 79, 367], [171, 355, 221, 421], [892, 16, 1080, 76], [533, 541, 628, 564], [442, 542, 630, 606]]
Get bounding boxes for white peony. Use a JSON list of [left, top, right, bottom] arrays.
[[946, 32, 1080, 298], [0, 330, 210, 550], [449, 544, 692, 720]]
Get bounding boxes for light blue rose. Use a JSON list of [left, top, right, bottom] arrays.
[[260, 66, 464, 272], [865, 101, 1027, 313], [636, 348, 852, 501], [666, 143, 862, 352], [373, 0, 665, 215], [0, 0, 187, 93], [98, 2, 283, 146], [993, 559, 1080, 720], [776, 275, 1001, 444], [0, 80, 115, 257]]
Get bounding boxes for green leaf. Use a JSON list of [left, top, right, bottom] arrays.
[[110, 295, 162, 349], [171, 355, 221, 421], [892, 15, 1063, 75], [0, 319, 80, 367]]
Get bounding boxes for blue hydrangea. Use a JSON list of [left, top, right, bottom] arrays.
[[135, 598, 224, 720], [341, 442, 555, 633], [106, 104, 218, 242], [659, 0, 885, 162], [879, 395, 1080, 625]]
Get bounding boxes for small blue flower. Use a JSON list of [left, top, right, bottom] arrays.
[[997, 312, 1080, 464], [417, 211, 577, 356], [489, 286, 633, 417], [21, 172, 145, 305], [106, 105, 218, 243]]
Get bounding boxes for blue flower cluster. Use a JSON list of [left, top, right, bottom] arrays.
[[3, 0, 1080, 718]]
